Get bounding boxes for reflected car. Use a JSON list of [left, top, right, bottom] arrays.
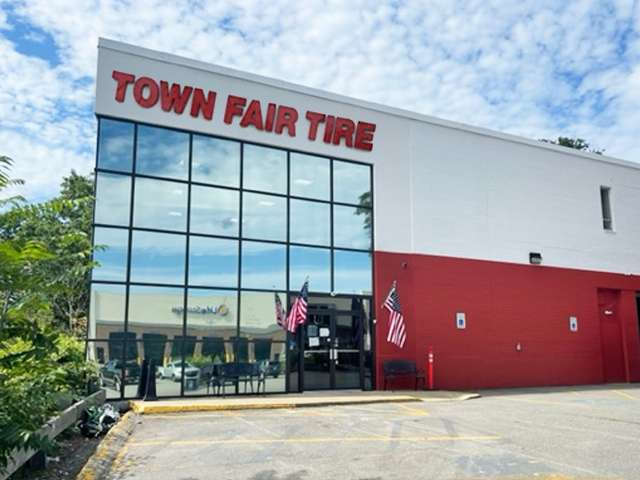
[[100, 360, 141, 391], [158, 361, 200, 383]]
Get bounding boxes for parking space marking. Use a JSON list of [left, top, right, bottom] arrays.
[[612, 389, 637, 401], [396, 403, 430, 416], [500, 397, 590, 409], [128, 434, 500, 447]]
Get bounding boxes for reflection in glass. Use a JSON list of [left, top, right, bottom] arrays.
[[128, 285, 184, 337], [136, 125, 189, 180], [333, 160, 371, 206], [98, 119, 134, 172], [241, 241, 286, 290], [239, 291, 287, 341], [92, 227, 128, 282], [133, 177, 187, 231], [290, 153, 329, 200], [130, 231, 186, 285], [186, 289, 237, 340], [88, 340, 122, 399], [94, 173, 131, 226], [290, 199, 330, 246], [90, 283, 126, 339], [190, 185, 239, 237], [188, 237, 238, 287], [333, 205, 371, 250], [333, 250, 372, 294], [243, 144, 287, 194], [192, 135, 240, 187], [242, 192, 286, 241], [289, 246, 330, 292]]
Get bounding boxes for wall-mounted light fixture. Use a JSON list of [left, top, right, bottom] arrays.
[[529, 252, 542, 265]]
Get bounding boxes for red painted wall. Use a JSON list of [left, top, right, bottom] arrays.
[[374, 251, 640, 390]]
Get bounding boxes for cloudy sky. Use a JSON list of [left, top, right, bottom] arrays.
[[0, 0, 639, 201]]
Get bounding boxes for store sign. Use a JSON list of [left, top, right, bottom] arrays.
[[171, 305, 229, 316], [111, 70, 377, 151]]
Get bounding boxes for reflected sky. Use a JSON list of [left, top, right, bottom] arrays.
[[243, 144, 287, 194], [190, 185, 239, 237], [133, 177, 187, 231], [242, 192, 286, 241], [290, 153, 330, 200], [192, 135, 240, 187], [94, 173, 131, 226], [98, 119, 133, 172], [241, 241, 286, 290], [333, 160, 371, 206], [333, 204, 371, 250], [334, 250, 372, 294], [130, 231, 186, 285], [189, 236, 238, 287], [290, 199, 330, 246], [289, 246, 330, 292], [93, 227, 128, 282], [136, 125, 189, 180]]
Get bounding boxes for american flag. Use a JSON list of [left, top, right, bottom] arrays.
[[383, 282, 406, 348], [274, 292, 286, 329], [286, 279, 309, 333]]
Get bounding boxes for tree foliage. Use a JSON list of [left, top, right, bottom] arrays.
[[540, 137, 604, 155]]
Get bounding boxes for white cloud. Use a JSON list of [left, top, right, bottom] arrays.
[[0, 0, 639, 201]]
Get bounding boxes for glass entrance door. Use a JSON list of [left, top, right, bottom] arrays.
[[302, 307, 364, 390]]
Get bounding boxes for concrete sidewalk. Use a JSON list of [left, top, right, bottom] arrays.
[[130, 389, 479, 414]]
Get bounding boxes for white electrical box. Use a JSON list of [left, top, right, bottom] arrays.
[[569, 316, 578, 332], [456, 312, 466, 329]]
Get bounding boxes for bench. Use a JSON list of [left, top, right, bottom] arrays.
[[382, 359, 426, 390]]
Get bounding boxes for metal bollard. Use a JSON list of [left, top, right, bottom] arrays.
[[143, 359, 158, 401], [136, 359, 149, 398]]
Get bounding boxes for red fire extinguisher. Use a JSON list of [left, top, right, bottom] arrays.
[[427, 346, 434, 390]]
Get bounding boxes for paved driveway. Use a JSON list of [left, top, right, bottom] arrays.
[[107, 385, 640, 479]]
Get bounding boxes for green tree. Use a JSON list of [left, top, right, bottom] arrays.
[[540, 137, 604, 155]]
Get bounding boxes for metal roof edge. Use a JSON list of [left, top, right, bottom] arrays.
[[97, 38, 640, 172]]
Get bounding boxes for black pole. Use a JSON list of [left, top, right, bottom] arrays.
[[136, 359, 148, 398], [143, 358, 158, 401]]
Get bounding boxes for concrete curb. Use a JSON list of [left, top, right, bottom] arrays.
[[132, 396, 424, 415], [419, 393, 481, 402], [76, 410, 139, 480]]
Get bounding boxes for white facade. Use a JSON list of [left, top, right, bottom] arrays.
[[96, 38, 640, 276]]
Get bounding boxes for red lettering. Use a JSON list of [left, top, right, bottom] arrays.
[[323, 115, 335, 143], [133, 77, 159, 108], [190, 88, 216, 120], [224, 95, 247, 124], [306, 111, 326, 141], [332, 118, 355, 147], [275, 106, 298, 136], [240, 100, 264, 130], [160, 81, 193, 114], [112, 70, 135, 102], [265, 103, 276, 132], [354, 121, 376, 151]]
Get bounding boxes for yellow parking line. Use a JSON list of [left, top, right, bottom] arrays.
[[612, 390, 637, 400], [396, 403, 430, 416], [129, 434, 500, 447], [501, 397, 590, 408]]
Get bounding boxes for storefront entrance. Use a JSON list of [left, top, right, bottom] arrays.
[[289, 296, 374, 392]]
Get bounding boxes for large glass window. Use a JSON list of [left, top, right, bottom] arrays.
[[128, 285, 184, 339], [290, 153, 329, 200], [94, 173, 131, 226], [333, 205, 371, 250], [290, 199, 330, 246], [239, 291, 287, 341], [98, 119, 134, 172], [334, 250, 372, 295], [192, 135, 240, 187], [92, 227, 128, 282], [90, 283, 126, 339], [188, 237, 238, 288], [289, 246, 330, 293], [243, 144, 287, 194], [242, 192, 286, 241], [241, 241, 286, 290], [136, 125, 189, 180], [133, 177, 187, 231], [130, 231, 186, 285], [186, 289, 237, 340], [333, 160, 371, 206], [190, 185, 239, 237]]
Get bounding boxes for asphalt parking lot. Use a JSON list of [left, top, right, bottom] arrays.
[[106, 385, 640, 480]]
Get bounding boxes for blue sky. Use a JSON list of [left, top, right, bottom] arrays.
[[0, 0, 639, 201]]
